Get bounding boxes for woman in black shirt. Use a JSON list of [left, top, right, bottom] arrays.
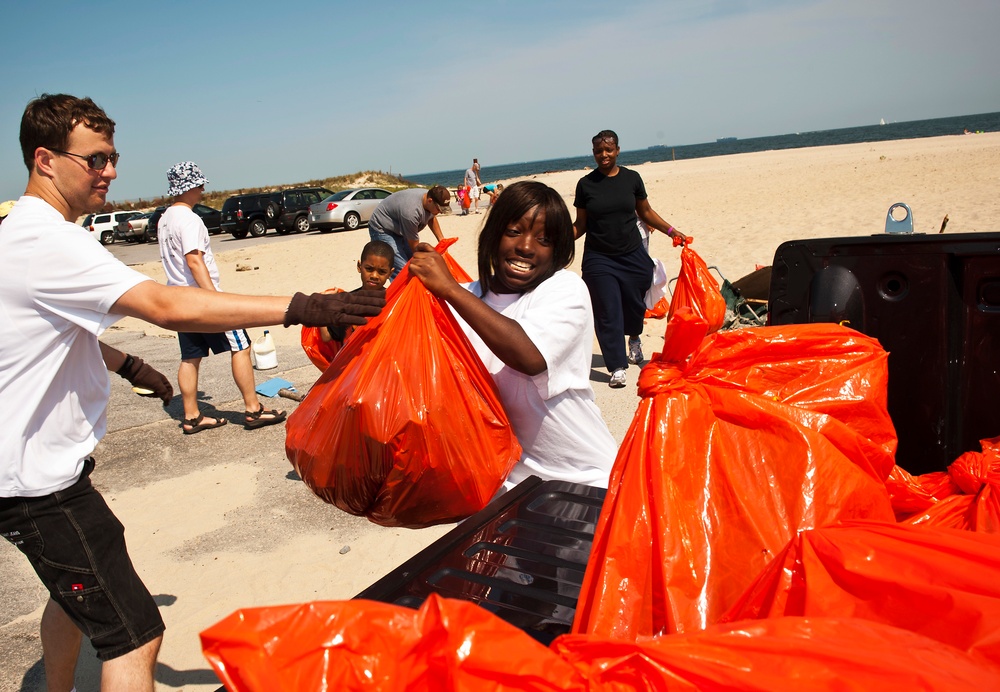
[[573, 130, 687, 388]]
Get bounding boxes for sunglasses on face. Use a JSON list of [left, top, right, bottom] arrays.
[[50, 148, 120, 170]]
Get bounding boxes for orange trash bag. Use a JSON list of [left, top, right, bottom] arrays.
[[886, 436, 1000, 531], [554, 616, 1000, 690], [285, 238, 518, 528], [666, 242, 726, 333], [200, 596, 1000, 691], [644, 296, 669, 320], [201, 594, 587, 692], [722, 521, 1000, 663], [572, 244, 897, 640], [300, 288, 346, 371]]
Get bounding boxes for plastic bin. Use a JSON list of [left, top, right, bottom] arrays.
[[768, 231, 1000, 475], [354, 476, 606, 644]]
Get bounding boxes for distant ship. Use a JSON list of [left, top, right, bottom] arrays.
[[717, 137, 737, 143]]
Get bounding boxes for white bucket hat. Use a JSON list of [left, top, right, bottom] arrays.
[[166, 161, 209, 196]]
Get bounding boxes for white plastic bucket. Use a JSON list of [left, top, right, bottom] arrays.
[[252, 330, 277, 370]]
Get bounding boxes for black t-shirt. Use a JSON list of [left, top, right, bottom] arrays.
[[573, 166, 648, 256]]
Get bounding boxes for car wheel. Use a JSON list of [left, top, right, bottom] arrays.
[[101, 231, 114, 244], [264, 202, 279, 220], [232, 230, 248, 239], [344, 212, 361, 231], [294, 215, 310, 233], [136, 233, 148, 244], [248, 220, 267, 237], [318, 226, 333, 234]]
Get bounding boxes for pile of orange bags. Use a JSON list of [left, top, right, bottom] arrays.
[[573, 245, 897, 638], [723, 521, 1000, 662], [285, 239, 520, 528], [201, 592, 1000, 690], [202, 243, 1000, 688], [887, 436, 1000, 530]]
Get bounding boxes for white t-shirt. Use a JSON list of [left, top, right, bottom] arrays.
[[452, 270, 619, 488], [0, 196, 152, 497], [158, 204, 220, 288]]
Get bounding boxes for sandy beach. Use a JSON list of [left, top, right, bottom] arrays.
[[2, 132, 999, 691]]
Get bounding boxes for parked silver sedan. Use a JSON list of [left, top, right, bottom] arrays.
[[308, 188, 391, 233]]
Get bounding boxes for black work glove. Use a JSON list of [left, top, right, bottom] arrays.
[[283, 290, 385, 328], [116, 354, 174, 405]]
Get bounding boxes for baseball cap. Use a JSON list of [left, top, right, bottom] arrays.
[[428, 185, 451, 209], [166, 161, 209, 197]]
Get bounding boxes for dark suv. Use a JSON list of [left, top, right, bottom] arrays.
[[220, 187, 332, 239]]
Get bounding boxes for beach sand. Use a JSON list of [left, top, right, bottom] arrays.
[[2, 132, 998, 691]]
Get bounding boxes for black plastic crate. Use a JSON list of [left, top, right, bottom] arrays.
[[768, 232, 1000, 475], [354, 477, 606, 645]]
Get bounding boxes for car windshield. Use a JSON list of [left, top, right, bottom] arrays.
[[322, 190, 354, 203]]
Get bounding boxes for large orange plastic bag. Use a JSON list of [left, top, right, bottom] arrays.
[[285, 239, 519, 528], [572, 322, 897, 639], [887, 436, 1000, 531], [200, 594, 587, 692], [721, 521, 1000, 662], [666, 243, 726, 333], [553, 617, 1000, 690], [300, 287, 346, 371]]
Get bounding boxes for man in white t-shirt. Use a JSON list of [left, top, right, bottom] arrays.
[[464, 159, 482, 214], [158, 162, 284, 434], [0, 94, 385, 691]]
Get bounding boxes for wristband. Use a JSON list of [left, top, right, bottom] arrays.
[[116, 354, 135, 377], [666, 226, 675, 237]]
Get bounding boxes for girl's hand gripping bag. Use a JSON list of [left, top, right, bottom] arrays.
[[285, 239, 520, 528]]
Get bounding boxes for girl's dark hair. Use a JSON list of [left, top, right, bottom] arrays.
[[592, 129, 619, 147], [20, 94, 116, 171], [478, 181, 575, 293]]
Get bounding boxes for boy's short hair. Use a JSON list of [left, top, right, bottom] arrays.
[[20, 94, 116, 172], [361, 240, 394, 263]]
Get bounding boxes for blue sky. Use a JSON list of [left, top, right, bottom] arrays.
[[2, 0, 998, 203]]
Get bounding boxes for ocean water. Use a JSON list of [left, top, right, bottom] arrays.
[[407, 112, 1000, 188]]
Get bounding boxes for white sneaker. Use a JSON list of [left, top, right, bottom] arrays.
[[627, 337, 644, 365], [609, 368, 627, 388]]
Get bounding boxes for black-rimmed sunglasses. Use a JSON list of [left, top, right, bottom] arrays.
[[50, 149, 120, 170]]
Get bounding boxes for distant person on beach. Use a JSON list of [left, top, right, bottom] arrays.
[[573, 129, 687, 389], [367, 185, 450, 279], [482, 182, 504, 206], [464, 159, 482, 214], [456, 184, 471, 215], [410, 180, 618, 489], [0, 93, 384, 691], [158, 161, 287, 434]]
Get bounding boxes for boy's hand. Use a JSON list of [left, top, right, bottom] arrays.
[[284, 290, 385, 328]]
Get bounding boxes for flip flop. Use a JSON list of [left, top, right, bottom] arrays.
[[183, 414, 228, 435], [245, 405, 287, 430]]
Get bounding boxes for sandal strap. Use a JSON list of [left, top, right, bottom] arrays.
[[183, 414, 205, 427], [245, 406, 282, 421]]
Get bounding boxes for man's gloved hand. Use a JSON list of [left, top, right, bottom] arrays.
[[116, 354, 174, 405], [283, 290, 385, 328]]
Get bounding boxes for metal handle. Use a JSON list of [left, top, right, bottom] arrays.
[[885, 203, 914, 234]]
